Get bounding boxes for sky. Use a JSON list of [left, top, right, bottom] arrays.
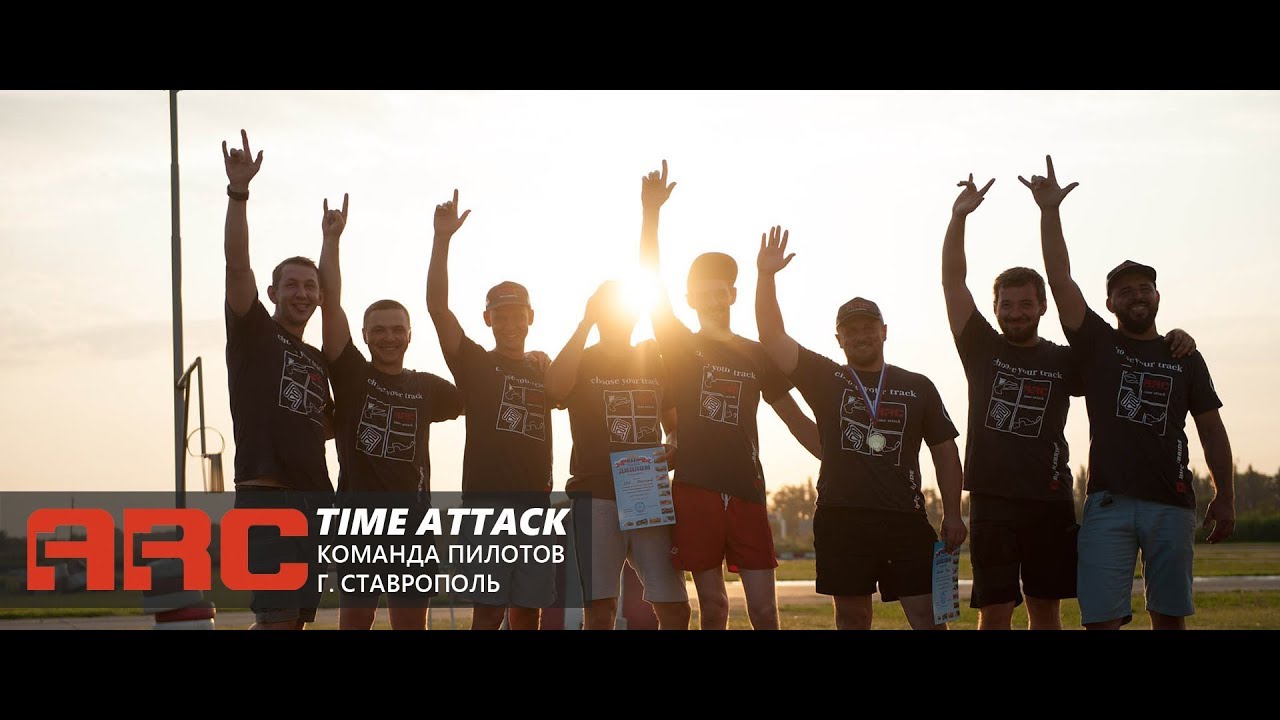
[[1, 90, 1277, 500]]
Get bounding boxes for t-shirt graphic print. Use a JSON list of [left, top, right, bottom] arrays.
[[280, 349, 328, 424], [358, 397, 419, 462], [839, 389, 906, 465], [605, 389, 662, 444], [699, 365, 742, 425], [498, 377, 547, 440], [986, 371, 1051, 438], [1116, 368, 1171, 435]]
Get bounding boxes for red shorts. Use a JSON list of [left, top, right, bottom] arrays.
[[670, 482, 778, 573]]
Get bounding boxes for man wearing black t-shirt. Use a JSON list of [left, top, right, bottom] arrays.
[[757, 226, 967, 630], [546, 281, 690, 630], [1029, 154, 1235, 630], [317, 194, 464, 630], [639, 162, 821, 631], [426, 189, 555, 630], [941, 173, 1198, 630], [222, 129, 334, 630]]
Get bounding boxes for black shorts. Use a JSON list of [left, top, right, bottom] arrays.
[[969, 493, 1078, 608], [814, 505, 937, 602], [235, 486, 333, 625]]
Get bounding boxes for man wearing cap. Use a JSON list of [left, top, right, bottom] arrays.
[[639, 162, 821, 631], [941, 173, 1198, 630], [1028, 155, 1235, 630], [426, 189, 556, 630], [221, 129, 334, 630], [316, 194, 464, 630], [757, 226, 967, 630]]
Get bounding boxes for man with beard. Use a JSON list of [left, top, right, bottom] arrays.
[[757, 226, 966, 630], [317, 194, 464, 630], [639, 161, 821, 631], [427, 190, 555, 630], [1029, 155, 1235, 630], [942, 173, 1198, 630], [222, 129, 334, 630], [545, 281, 690, 630]]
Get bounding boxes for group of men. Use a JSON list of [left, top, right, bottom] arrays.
[[223, 126, 1234, 631]]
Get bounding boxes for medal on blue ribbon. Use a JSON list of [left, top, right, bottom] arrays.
[[848, 365, 888, 452]]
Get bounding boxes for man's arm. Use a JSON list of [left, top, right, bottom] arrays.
[[770, 393, 821, 460], [426, 189, 471, 358], [545, 287, 601, 404], [1022, 155, 1085, 331], [318, 194, 351, 362], [755, 225, 801, 374], [1194, 409, 1236, 543], [638, 160, 687, 337], [928, 439, 968, 552], [223, 129, 263, 317], [941, 174, 993, 337]]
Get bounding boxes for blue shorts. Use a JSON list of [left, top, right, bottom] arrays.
[[1077, 491, 1196, 626]]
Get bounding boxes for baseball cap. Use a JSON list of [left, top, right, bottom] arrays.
[[485, 281, 531, 310], [836, 297, 884, 327], [1105, 260, 1157, 295], [687, 252, 738, 289]]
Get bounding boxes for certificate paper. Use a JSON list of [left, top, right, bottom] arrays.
[[610, 447, 674, 531], [932, 541, 960, 625]]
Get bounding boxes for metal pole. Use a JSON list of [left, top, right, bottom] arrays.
[[169, 90, 185, 509], [196, 357, 206, 458]]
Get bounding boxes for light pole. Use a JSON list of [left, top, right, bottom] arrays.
[[169, 89, 185, 509]]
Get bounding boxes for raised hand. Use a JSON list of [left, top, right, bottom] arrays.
[[641, 159, 677, 211], [582, 283, 609, 329], [222, 129, 263, 191], [756, 225, 795, 275], [434, 189, 471, 240], [1018, 154, 1078, 209], [953, 173, 995, 218], [322, 193, 349, 239]]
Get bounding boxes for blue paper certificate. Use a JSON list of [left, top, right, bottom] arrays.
[[932, 541, 960, 625], [610, 447, 675, 531]]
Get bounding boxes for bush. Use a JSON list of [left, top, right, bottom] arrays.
[[1196, 511, 1280, 543]]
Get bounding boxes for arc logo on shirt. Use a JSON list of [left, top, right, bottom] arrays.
[[278, 350, 327, 423], [497, 378, 547, 440], [985, 371, 1051, 438], [699, 365, 742, 426], [604, 390, 661, 444], [839, 390, 906, 465], [1116, 367, 1171, 435], [357, 395, 418, 462]]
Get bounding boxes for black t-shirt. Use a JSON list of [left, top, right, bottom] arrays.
[[563, 341, 674, 501], [954, 310, 1080, 502], [654, 318, 793, 505], [443, 334, 553, 498], [1064, 308, 1222, 509], [225, 297, 333, 491], [329, 340, 463, 498], [789, 347, 959, 515]]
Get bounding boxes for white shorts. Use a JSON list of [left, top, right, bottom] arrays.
[[585, 498, 688, 604]]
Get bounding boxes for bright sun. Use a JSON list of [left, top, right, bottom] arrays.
[[621, 272, 660, 316]]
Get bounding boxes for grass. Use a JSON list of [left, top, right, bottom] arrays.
[[6, 543, 1277, 623], [217, 590, 1280, 630], [724, 542, 1280, 583], [720, 591, 1280, 630]]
